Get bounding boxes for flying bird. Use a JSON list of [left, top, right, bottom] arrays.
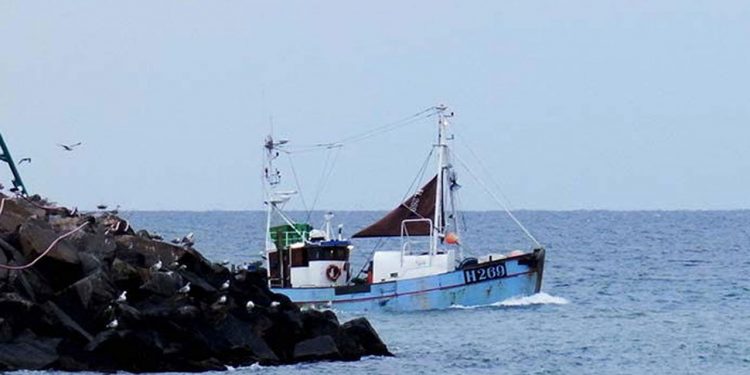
[[58, 142, 82, 151], [97, 204, 108, 210], [18, 158, 31, 165]]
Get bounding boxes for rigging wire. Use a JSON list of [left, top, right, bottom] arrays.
[[400, 148, 435, 202], [283, 106, 440, 154], [354, 147, 438, 274], [453, 151, 542, 248], [354, 237, 385, 280], [285, 153, 309, 213], [305, 146, 342, 223]]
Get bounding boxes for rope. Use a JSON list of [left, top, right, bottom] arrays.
[[285, 153, 309, 213], [354, 237, 385, 280], [305, 146, 342, 222], [284, 106, 440, 153], [453, 152, 542, 248], [0, 221, 90, 270], [20, 194, 59, 211]]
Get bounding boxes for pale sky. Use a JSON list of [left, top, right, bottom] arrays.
[[1, 1, 749, 210]]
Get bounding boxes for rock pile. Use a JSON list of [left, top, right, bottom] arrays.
[[0, 194, 391, 372]]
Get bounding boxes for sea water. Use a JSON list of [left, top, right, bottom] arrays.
[[22, 211, 750, 374]]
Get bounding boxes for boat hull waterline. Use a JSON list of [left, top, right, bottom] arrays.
[[274, 249, 545, 312]]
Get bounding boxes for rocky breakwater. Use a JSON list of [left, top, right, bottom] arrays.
[[0, 193, 391, 372]]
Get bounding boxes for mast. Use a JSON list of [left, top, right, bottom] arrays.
[[432, 105, 449, 256], [263, 135, 281, 253]]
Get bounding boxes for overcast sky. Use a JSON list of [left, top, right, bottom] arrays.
[[1, 1, 749, 210]]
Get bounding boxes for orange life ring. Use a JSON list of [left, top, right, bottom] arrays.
[[326, 264, 341, 281]]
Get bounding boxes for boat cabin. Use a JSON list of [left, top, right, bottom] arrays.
[[267, 224, 351, 288]]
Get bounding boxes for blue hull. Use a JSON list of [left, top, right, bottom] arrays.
[[274, 249, 545, 312]]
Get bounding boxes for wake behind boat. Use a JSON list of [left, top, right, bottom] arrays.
[[261, 106, 545, 312]]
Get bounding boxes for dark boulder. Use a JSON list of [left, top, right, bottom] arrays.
[[293, 335, 341, 362], [0, 331, 61, 370], [0, 195, 392, 372], [38, 301, 94, 342], [17, 219, 83, 288], [341, 318, 393, 357]]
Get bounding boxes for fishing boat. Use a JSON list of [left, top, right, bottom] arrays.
[[261, 105, 545, 312]]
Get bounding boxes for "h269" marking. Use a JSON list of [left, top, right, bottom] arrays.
[[463, 263, 507, 284]]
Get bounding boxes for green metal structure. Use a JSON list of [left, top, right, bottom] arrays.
[[0, 132, 28, 196], [269, 223, 312, 250]]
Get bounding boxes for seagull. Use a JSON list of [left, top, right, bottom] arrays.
[[178, 282, 191, 294], [18, 158, 31, 165], [151, 259, 162, 271], [178, 264, 187, 271], [216, 295, 227, 304], [220, 280, 230, 290], [270, 301, 280, 308], [169, 261, 180, 269], [97, 204, 108, 210], [58, 142, 82, 151], [106, 318, 119, 329], [178, 232, 195, 247], [245, 300, 255, 311], [116, 291, 127, 303], [219, 260, 230, 266]]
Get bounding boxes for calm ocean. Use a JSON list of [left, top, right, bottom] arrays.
[[23, 210, 750, 374]]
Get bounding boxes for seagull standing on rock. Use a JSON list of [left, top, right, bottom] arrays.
[[220, 280, 230, 290], [216, 295, 227, 304], [116, 291, 127, 303], [270, 301, 280, 308], [178, 282, 191, 294], [106, 318, 119, 329], [181, 232, 195, 247], [151, 260, 162, 271], [245, 301, 255, 311]]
